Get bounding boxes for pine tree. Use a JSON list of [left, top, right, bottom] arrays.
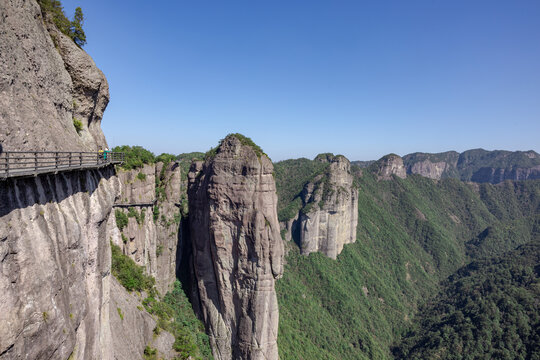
[[70, 7, 86, 47]]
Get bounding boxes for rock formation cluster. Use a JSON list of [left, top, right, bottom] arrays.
[[188, 135, 284, 360]]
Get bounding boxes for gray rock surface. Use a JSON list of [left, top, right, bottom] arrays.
[[402, 149, 540, 183], [0, 0, 108, 152], [114, 162, 181, 295], [0, 168, 119, 360], [188, 135, 284, 360], [297, 155, 359, 259], [376, 154, 407, 180]]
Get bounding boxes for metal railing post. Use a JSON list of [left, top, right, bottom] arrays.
[[69, 152, 72, 168], [55, 152, 59, 170], [5, 152, 9, 177], [34, 152, 38, 175], [80, 152, 82, 166]]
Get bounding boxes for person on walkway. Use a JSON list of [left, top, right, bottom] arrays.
[[98, 147, 104, 160], [104, 148, 110, 160]]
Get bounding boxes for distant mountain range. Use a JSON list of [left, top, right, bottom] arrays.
[[353, 149, 540, 184]]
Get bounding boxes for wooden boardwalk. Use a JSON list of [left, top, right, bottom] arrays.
[[0, 151, 124, 180]]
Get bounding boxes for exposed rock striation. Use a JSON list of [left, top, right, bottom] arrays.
[[113, 162, 181, 295], [187, 134, 284, 360], [296, 154, 358, 259], [0, 169, 118, 359], [0, 0, 108, 152]]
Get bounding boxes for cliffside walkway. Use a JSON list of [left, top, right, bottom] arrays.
[[0, 151, 124, 180]]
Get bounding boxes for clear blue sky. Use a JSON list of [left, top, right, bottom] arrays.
[[62, 0, 540, 161]]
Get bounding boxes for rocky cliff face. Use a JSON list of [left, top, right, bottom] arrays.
[[403, 149, 540, 183], [0, 0, 108, 152], [375, 154, 407, 180], [0, 169, 118, 359], [113, 162, 181, 295], [0, 2, 172, 358], [295, 155, 358, 259], [187, 135, 284, 360]]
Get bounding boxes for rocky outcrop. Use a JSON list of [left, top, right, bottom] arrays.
[[113, 162, 181, 295], [403, 149, 540, 183], [296, 155, 358, 259], [0, 0, 108, 152], [376, 154, 407, 180], [187, 134, 284, 360], [0, 169, 118, 359]]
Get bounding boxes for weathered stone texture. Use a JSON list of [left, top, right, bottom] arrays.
[[113, 162, 181, 295], [0, 168, 119, 360], [188, 135, 284, 360], [297, 155, 358, 259], [0, 0, 108, 152], [376, 154, 407, 180]]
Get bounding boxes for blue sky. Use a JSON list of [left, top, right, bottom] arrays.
[[62, 1, 540, 161]]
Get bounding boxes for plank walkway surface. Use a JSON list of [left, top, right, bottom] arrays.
[[0, 151, 124, 180]]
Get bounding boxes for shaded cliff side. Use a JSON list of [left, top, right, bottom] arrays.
[[0, 0, 108, 151], [187, 134, 284, 360], [0, 169, 118, 359]]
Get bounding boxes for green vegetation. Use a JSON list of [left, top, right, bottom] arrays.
[[113, 145, 182, 171], [111, 243, 154, 292], [274, 158, 540, 359], [394, 241, 540, 359], [111, 244, 212, 359], [136, 172, 147, 181], [113, 145, 156, 170], [143, 346, 157, 360], [37, 1, 87, 47], [42, 311, 49, 322], [155, 153, 177, 164], [273, 158, 330, 221], [115, 210, 128, 232], [205, 133, 266, 159], [117, 307, 124, 321], [402, 149, 540, 182], [73, 118, 83, 134], [127, 207, 145, 225]]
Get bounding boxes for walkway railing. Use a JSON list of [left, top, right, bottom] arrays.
[[0, 151, 124, 179]]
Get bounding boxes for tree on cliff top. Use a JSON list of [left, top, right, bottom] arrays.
[[37, 0, 87, 47], [71, 7, 86, 47]]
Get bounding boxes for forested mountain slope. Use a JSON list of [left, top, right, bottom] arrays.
[[394, 241, 540, 359], [274, 156, 540, 359]]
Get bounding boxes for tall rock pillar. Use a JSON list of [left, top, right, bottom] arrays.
[[188, 134, 284, 360]]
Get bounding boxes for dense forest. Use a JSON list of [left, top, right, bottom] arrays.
[[274, 155, 540, 359]]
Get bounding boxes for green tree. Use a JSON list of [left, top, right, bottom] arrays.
[[70, 7, 86, 47]]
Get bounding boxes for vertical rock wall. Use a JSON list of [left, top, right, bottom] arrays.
[[187, 135, 284, 360], [0, 168, 119, 360], [114, 162, 181, 295], [297, 155, 359, 259], [0, 0, 108, 152]]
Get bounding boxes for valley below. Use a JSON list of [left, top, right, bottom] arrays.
[[1, 1, 539, 359]]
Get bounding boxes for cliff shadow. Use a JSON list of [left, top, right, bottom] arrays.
[[0, 167, 115, 218], [175, 214, 202, 316], [291, 217, 302, 249]]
